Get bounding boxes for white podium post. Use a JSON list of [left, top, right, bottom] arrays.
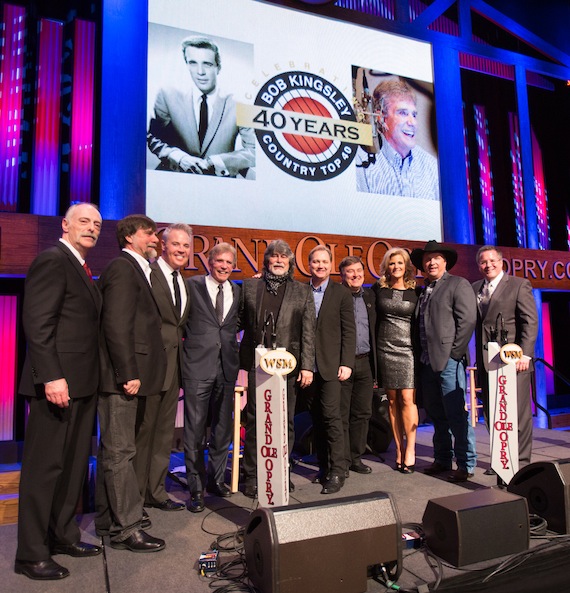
[[254, 347, 296, 507], [485, 341, 521, 484]]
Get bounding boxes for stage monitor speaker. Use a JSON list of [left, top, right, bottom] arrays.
[[507, 460, 570, 534], [422, 488, 529, 567], [244, 491, 401, 593]]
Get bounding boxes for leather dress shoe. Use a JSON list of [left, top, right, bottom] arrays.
[[311, 471, 327, 485], [206, 482, 231, 497], [147, 499, 185, 511], [243, 483, 257, 499], [142, 509, 152, 529], [15, 558, 69, 580], [188, 491, 205, 513], [423, 462, 452, 476], [110, 529, 165, 553], [447, 468, 474, 483], [349, 462, 372, 474], [321, 474, 343, 494], [52, 541, 102, 557]]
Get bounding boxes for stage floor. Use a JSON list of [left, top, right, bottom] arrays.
[[2, 422, 570, 593]]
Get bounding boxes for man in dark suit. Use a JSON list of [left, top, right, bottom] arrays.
[[339, 256, 377, 476], [182, 243, 240, 512], [472, 245, 538, 467], [147, 36, 255, 178], [306, 246, 356, 494], [16, 203, 103, 581], [95, 215, 167, 553], [134, 223, 192, 512], [411, 240, 477, 483], [239, 240, 316, 499]]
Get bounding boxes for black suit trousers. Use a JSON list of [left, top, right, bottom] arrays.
[[306, 373, 345, 477], [340, 356, 374, 467], [17, 395, 96, 561]]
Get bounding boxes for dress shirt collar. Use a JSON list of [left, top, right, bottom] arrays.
[[59, 238, 85, 265], [122, 248, 152, 284], [310, 277, 329, 292], [486, 271, 504, 292]]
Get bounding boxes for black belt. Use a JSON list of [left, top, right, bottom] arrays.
[[355, 352, 370, 359]]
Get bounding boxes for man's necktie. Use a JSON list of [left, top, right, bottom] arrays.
[[172, 271, 181, 315], [198, 93, 208, 148], [216, 283, 224, 324], [479, 282, 491, 318], [83, 262, 93, 283]]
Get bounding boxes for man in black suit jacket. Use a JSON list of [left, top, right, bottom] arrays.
[[182, 243, 240, 512], [339, 256, 377, 476], [472, 245, 538, 467], [16, 203, 103, 581], [306, 246, 356, 495], [239, 240, 316, 498], [95, 215, 167, 553], [134, 223, 192, 512]]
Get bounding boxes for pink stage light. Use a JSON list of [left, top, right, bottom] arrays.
[[0, 296, 17, 440], [69, 19, 95, 204], [0, 4, 26, 212], [31, 19, 64, 215]]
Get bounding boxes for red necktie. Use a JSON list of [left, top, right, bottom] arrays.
[[83, 262, 93, 282]]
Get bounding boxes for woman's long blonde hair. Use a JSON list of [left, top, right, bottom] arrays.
[[378, 247, 416, 289]]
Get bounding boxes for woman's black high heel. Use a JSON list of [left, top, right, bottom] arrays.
[[401, 463, 415, 474]]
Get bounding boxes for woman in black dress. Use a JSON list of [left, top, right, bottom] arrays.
[[374, 247, 419, 473]]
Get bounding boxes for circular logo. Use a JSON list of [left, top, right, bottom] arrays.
[[499, 343, 523, 365], [254, 71, 358, 181], [259, 350, 297, 376]]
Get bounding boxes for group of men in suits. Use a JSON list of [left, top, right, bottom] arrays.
[[15, 212, 538, 580], [15, 211, 244, 580]]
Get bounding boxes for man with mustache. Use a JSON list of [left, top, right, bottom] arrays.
[[238, 240, 316, 498], [355, 77, 439, 201], [16, 203, 103, 580], [95, 215, 168, 552]]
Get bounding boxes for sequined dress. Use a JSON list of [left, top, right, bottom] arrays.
[[375, 287, 418, 389]]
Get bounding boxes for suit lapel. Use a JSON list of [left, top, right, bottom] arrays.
[[150, 261, 179, 320], [57, 242, 101, 312], [196, 276, 218, 323], [122, 251, 162, 312]]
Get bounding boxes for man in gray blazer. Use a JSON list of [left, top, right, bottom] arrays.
[[134, 223, 192, 512], [472, 245, 538, 467], [411, 240, 477, 483], [239, 240, 316, 498], [182, 243, 241, 512], [147, 36, 255, 178]]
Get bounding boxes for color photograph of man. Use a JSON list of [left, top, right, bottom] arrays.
[[147, 30, 255, 179], [354, 71, 439, 201]]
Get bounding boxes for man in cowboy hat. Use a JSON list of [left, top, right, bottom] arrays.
[[411, 240, 477, 482]]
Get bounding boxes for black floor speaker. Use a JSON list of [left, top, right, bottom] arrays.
[[422, 488, 529, 567], [507, 460, 570, 534], [244, 491, 401, 593]]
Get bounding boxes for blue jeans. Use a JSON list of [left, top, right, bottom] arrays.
[[421, 359, 477, 472]]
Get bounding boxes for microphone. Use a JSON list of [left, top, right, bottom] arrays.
[[261, 310, 277, 350], [499, 313, 508, 345]]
